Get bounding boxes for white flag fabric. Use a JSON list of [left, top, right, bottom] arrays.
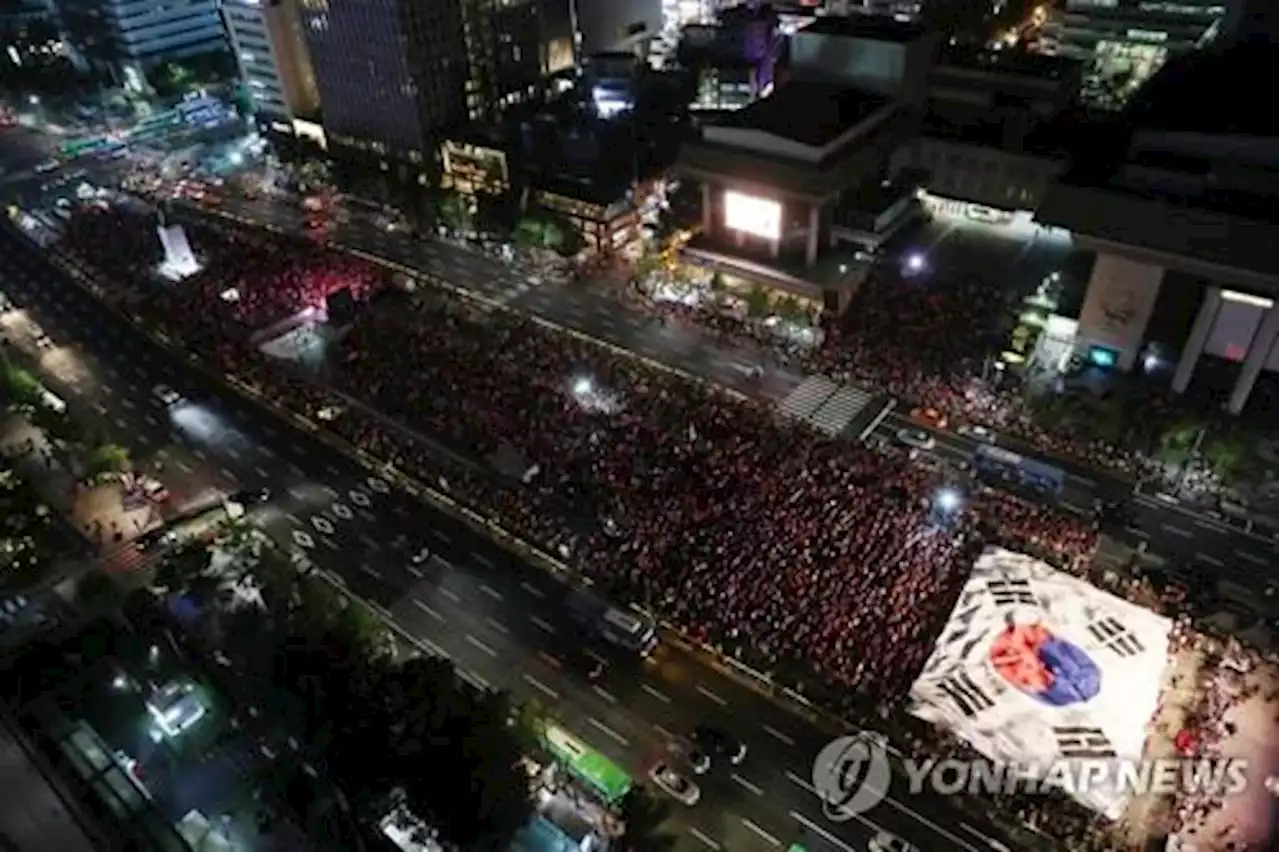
[[909, 547, 1172, 818]]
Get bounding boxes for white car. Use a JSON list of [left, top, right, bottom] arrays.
[[957, 424, 996, 443], [35, 159, 59, 174], [894, 428, 935, 451], [868, 832, 921, 852], [648, 762, 700, 806], [152, 384, 183, 406]]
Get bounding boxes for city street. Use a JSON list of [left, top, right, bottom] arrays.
[[205, 192, 1279, 594], [0, 225, 1008, 852]]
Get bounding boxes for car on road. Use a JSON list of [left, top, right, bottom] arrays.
[[868, 831, 921, 852], [894, 428, 935, 451], [35, 159, 59, 174], [152, 384, 183, 406], [956, 423, 995, 443], [648, 762, 700, 806], [692, 724, 748, 766], [908, 406, 947, 429]]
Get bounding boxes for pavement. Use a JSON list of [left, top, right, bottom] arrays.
[[0, 217, 1017, 852], [204, 192, 1278, 597]]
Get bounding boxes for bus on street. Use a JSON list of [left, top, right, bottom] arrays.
[[541, 724, 632, 804]]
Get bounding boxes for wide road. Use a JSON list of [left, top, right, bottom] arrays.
[[0, 228, 1015, 852], [209, 192, 1278, 596]]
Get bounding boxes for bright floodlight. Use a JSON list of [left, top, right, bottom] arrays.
[[906, 253, 926, 272], [572, 376, 593, 396], [935, 488, 962, 513]]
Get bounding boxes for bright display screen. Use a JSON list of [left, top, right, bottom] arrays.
[[723, 190, 781, 240]]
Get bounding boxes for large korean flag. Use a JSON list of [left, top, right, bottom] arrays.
[[908, 547, 1172, 819]]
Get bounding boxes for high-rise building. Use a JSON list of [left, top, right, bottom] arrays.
[[56, 0, 230, 90], [298, 0, 542, 165], [221, 0, 320, 130], [1040, 0, 1226, 108]]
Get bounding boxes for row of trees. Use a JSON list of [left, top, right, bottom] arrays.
[[153, 529, 533, 848]]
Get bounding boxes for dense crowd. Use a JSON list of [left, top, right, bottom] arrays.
[[60, 206, 387, 342], [639, 262, 1154, 479], [51, 200, 1276, 852]]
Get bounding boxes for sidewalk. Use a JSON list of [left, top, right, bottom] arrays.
[[0, 416, 160, 577]]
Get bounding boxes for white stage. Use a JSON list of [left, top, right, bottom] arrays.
[[909, 547, 1173, 818]]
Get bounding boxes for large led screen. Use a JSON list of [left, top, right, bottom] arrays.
[[723, 190, 781, 240]]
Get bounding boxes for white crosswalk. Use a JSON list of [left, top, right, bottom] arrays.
[[777, 376, 838, 421], [808, 386, 876, 437], [777, 376, 878, 438]]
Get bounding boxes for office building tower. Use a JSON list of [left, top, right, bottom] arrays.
[[56, 0, 230, 90], [221, 0, 319, 129], [299, 0, 542, 165], [1041, 0, 1226, 108], [575, 0, 660, 54]]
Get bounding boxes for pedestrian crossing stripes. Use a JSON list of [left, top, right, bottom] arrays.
[[777, 376, 838, 421], [776, 377, 879, 438]]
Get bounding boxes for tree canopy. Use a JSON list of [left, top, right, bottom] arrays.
[[155, 534, 534, 848]]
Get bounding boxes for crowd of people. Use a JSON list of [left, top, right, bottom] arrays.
[[637, 260, 1159, 480], [59, 205, 387, 342], [47, 198, 1270, 851]]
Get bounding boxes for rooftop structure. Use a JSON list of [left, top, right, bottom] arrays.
[[1036, 41, 1277, 411]]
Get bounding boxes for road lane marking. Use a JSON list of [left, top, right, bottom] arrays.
[[740, 819, 780, 847], [361, 564, 383, 579], [255, 465, 269, 478], [1195, 519, 1221, 531], [430, 528, 450, 542], [485, 617, 509, 635], [523, 674, 559, 700], [696, 685, 728, 706], [731, 773, 764, 796], [1197, 552, 1224, 567], [465, 635, 497, 657], [537, 651, 562, 669], [654, 724, 674, 740], [474, 552, 494, 568], [413, 600, 444, 622], [640, 684, 671, 704], [530, 615, 555, 633], [789, 812, 855, 852], [688, 828, 721, 850], [1162, 523, 1193, 538], [592, 686, 618, 704], [587, 718, 628, 747], [762, 725, 795, 746], [459, 669, 490, 691], [1237, 550, 1268, 565], [480, 584, 504, 601], [440, 588, 461, 603], [520, 581, 545, 598], [406, 565, 424, 579]]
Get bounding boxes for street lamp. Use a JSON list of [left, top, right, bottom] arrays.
[[933, 487, 963, 514]]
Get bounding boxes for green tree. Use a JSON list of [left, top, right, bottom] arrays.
[[634, 252, 660, 285], [0, 363, 45, 412], [437, 191, 472, 235], [514, 216, 547, 250], [616, 785, 675, 852], [1202, 430, 1251, 483], [744, 283, 773, 318], [1157, 420, 1202, 466], [82, 443, 130, 484], [708, 270, 726, 293]]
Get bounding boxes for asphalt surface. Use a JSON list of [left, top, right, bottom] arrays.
[[0, 225, 1012, 852], [209, 192, 1278, 596]]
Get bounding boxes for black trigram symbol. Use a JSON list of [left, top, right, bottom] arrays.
[[1088, 616, 1144, 658], [1054, 726, 1116, 759], [937, 671, 997, 718], [987, 578, 1036, 607]]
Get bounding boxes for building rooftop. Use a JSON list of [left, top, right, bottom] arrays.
[[937, 46, 1082, 82], [1124, 41, 1276, 137], [714, 81, 889, 148], [797, 13, 928, 43]]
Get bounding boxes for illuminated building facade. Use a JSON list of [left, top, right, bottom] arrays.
[[56, 0, 229, 88], [221, 0, 320, 128], [1040, 0, 1226, 108], [299, 0, 542, 164]]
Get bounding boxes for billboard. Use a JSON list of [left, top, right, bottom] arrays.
[[908, 547, 1171, 819], [1076, 254, 1162, 370], [724, 190, 781, 240]]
